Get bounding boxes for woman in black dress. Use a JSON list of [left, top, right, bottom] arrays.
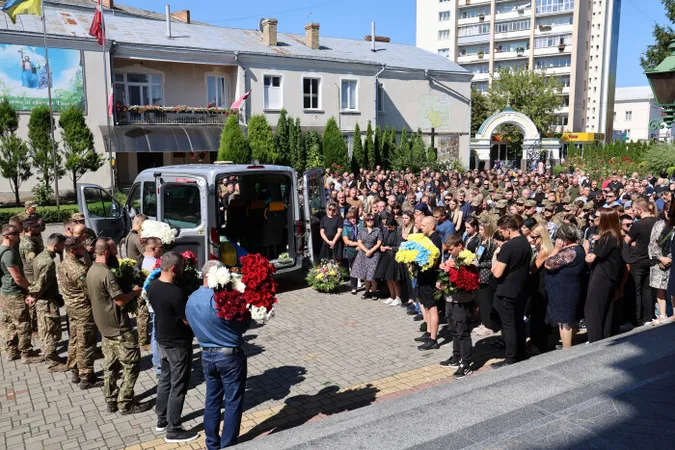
[[375, 216, 405, 306], [528, 223, 554, 353], [584, 208, 624, 343], [463, 217, 480, 253], [319, 203, 344, 261]]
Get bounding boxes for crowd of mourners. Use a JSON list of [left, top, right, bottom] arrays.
[[316, 164, 675, 377]]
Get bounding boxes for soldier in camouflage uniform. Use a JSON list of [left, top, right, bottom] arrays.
[[86, 238, 150, 415], [72, 224, 94, 268], [17, 201, 45, 250], [59, 237, 103, 389], [19, 219, 42, 335], [28, 234, 68, 372], [0, 224, 43, 363], [72, 213, 97, 249]]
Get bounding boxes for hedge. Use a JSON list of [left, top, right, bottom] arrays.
[[0, 204, 110, 224]]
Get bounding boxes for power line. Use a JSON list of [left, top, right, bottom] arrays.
[[208, 0, 352, 24]]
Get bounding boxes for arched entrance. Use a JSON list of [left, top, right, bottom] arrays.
[[471, 106, 560, 170]]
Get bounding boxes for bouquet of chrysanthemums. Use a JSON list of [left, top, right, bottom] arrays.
[[395, 233, 441, 273], [141, 220, 177, 248], [306, 259, 346, 293], [112, 258, 145, 313], [436, 249, 480, 300], [208, 265, 250, 322]]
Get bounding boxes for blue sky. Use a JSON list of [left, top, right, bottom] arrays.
[[128, 0, 669, 87]]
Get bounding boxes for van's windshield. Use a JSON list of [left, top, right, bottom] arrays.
[[216, 172, 293, 262]]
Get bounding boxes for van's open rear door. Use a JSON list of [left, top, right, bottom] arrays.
[[302, 169, 325, 264], [76, 183, 126, 242]]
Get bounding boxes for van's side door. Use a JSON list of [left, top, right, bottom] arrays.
[[157, 175, 208, 268], [302, 169, 325, 263], [76, 183, 126, 242]]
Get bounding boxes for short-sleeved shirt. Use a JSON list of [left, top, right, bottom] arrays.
[[627, 216, 658, 265], [185, 286, 249, 348], [0, 245, 23, 296], [147, 279, 193, 348], [86, 262, 130, 339], [436, 220, 456, 245], [495, 234, 532, 300]]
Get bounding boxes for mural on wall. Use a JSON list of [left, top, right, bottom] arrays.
[[437, 134, 460, 160], [418, 95, 451, 129], [0, 44, 85, 111]]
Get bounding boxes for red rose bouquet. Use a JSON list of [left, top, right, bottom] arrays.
[[241, 254, 278, 323], [436, 250, 480, 299]]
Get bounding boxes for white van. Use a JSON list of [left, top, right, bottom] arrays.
[[77, 164, 326, 274]]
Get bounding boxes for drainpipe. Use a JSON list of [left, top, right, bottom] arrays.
[[374, 64, 386, 130]]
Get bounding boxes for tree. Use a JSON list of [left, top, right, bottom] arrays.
[[374, 125, 383, 168], [28, 105, 64, 204], [218, 113, 250, 163], [471, 88, 490, 136], [304, 130, 322, 170], [59, 106, 103, 194], [641, 0, 675, 70], [392, 128, 409, 171], [487, 67, 562, 134], [351, 123, 364, 173], [322, 117, 348, 170], [275, 109, 290, 166], [0, 135, 32, 204], [289, 117, 305, 173], [410, 129, 428, 172], [364, 121, 375, 170], [427, 140, 437, 163], [0, 98, 19, 137], [381, 126, 391, 170], [247, 115, 279, 163]]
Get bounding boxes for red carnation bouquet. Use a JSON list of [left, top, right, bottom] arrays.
[[436, 249, 480, 299]]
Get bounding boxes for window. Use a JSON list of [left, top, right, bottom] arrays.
[[471, 63, 490, 74], [555, 115, 569, 127], [113, 72, 163, 107], [303, 77, 320, 110], [534, 34, 573, 48], [472, 81, 489, 93], [625, 111, 632, 121], [562, 95, 570, 106], [377, 82, 384, 113], [127, 183, 141, 217], [438, 48, 450, 57], [142, 182, 157, 217], [206, 75, 227, 108], [460, 6, 490, 18], [439, 11, 451, 21], [496, 1, 531, 14], [538, 15, 574, 27], [341, 79, 358, 111], [494, 40, 529, 52], [83, 187, 121, 219], [494, 19, 530, 34], [626, 129, 631, 139], [163, 183, 202, 229], [557, 75, 571, 87], [534, 55, 572, 68], [536, 0, 574, 14], [438, 30, 450, 40], [458, 23, 491, 36], [263, 75, 282, 110]]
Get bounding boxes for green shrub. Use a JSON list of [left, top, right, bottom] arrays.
[[553, 164, 567, 177], [643, 143, 675, 174]]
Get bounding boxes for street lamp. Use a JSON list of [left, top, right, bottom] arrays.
[[647, 41, 675, 131]]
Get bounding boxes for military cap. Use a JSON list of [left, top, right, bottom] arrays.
[[493, 193, 504, 201], [471, 196, 483, 207], [495, 200, 508, 209], [515, 198, 525, 205], [562, 195, 572, 203], [524, 199, 537, 208], [582, 201, 595, 211], [544, 203, 556, 211], [24, 200, 38, 208], [71, 213, 86, 221], [568, 204, 579, 213]]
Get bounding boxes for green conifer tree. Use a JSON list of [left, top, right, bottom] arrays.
[[218, 114, 250, 163], [275, 109, 290, 165], [247, 115, 279, 163], [322, 118, 349, 170], [364, 121, 375, 170], [351, 123, 364, 173]]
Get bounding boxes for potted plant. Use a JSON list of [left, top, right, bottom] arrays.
[[518, 6, 525, 15], [539, 24, 551, 31], [477, 50, 485, 59], [478, 12, 485, 21], [516, 46, 525, 56], [558, 43, 566, 52]]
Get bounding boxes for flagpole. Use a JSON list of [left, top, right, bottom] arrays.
[[100, 1, 115, 194], [41, 3, 60, 209]]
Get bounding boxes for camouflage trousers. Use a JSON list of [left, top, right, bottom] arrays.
[[65, 307, 96, 377], [36, 299, 62, 366], [102, 330, 140, 410], [1, 293, 32, 357], [29, 301, 39, 336], [136, 297, 150, 346]]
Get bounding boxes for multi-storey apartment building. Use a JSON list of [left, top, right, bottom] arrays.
[[0, 0, 472, 200], [416, 0, 621, 138], [613, 86, 674, 143]]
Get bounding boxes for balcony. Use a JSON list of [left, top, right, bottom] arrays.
[[115, 105, 233, 126], [495, 9, 531, 21], [457, 53, 488, 63], [458, 0, 491, 7], [533, 45, 572, 57], [494, 49, 530, 60]]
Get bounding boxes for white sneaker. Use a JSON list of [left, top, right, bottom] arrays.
[[383, 298, 394, 305], [390, 298, 402, 307], [357, 280, 363, 289]]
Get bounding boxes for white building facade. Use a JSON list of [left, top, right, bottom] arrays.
[[416, 0, 621, 137], [612, 86, 674, 143]]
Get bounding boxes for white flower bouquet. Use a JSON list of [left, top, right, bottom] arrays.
[[141, 220, 177, 246]]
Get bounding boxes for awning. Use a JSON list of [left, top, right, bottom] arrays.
[[100, 125, 222, 153]]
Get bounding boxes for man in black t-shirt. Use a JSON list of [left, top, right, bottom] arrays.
[[416, 216, 444, 351], [625, 198, 658, 325], [492, 217, 532, 365], [147, 252, 199, 443]]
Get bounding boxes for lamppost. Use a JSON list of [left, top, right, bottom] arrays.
[[646, 41, 675, 133]]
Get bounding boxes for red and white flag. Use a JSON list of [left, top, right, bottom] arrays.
[[88, 0, 105, 46], [230, 90, 251, 110]]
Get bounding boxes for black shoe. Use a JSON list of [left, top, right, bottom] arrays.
[[414, 332, 430, 342], [419, 322, 427, 332], [417, 339, 439, 351], [106, 402, 118, 413], [351, 289, 357, 295], [407, 309, 418, 316], [70, 369, 80, 384], [453, 362, 473, 378], [80, 377, 104, 390], [491, 360, 514, 369], [413, 314, 424, 322], [156, 422, 168, 433], [361, 291, 372, 299], [119, 402, 152, 415], [440, 356, 461, 368], [165, 428, 199, 443]]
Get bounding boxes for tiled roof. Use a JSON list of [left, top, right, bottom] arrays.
[[0, 3, 469, 74]]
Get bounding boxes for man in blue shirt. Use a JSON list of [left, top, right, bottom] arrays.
[[185, 261, 249, 450], [433, 207, 455, 248]]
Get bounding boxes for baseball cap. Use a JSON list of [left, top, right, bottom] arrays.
[[24, 200, 38, 208]]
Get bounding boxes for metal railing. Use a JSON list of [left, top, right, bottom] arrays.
[[116, 110, 230, 125]]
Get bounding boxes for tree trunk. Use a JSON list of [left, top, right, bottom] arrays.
[[13, 179, 20, 205]]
